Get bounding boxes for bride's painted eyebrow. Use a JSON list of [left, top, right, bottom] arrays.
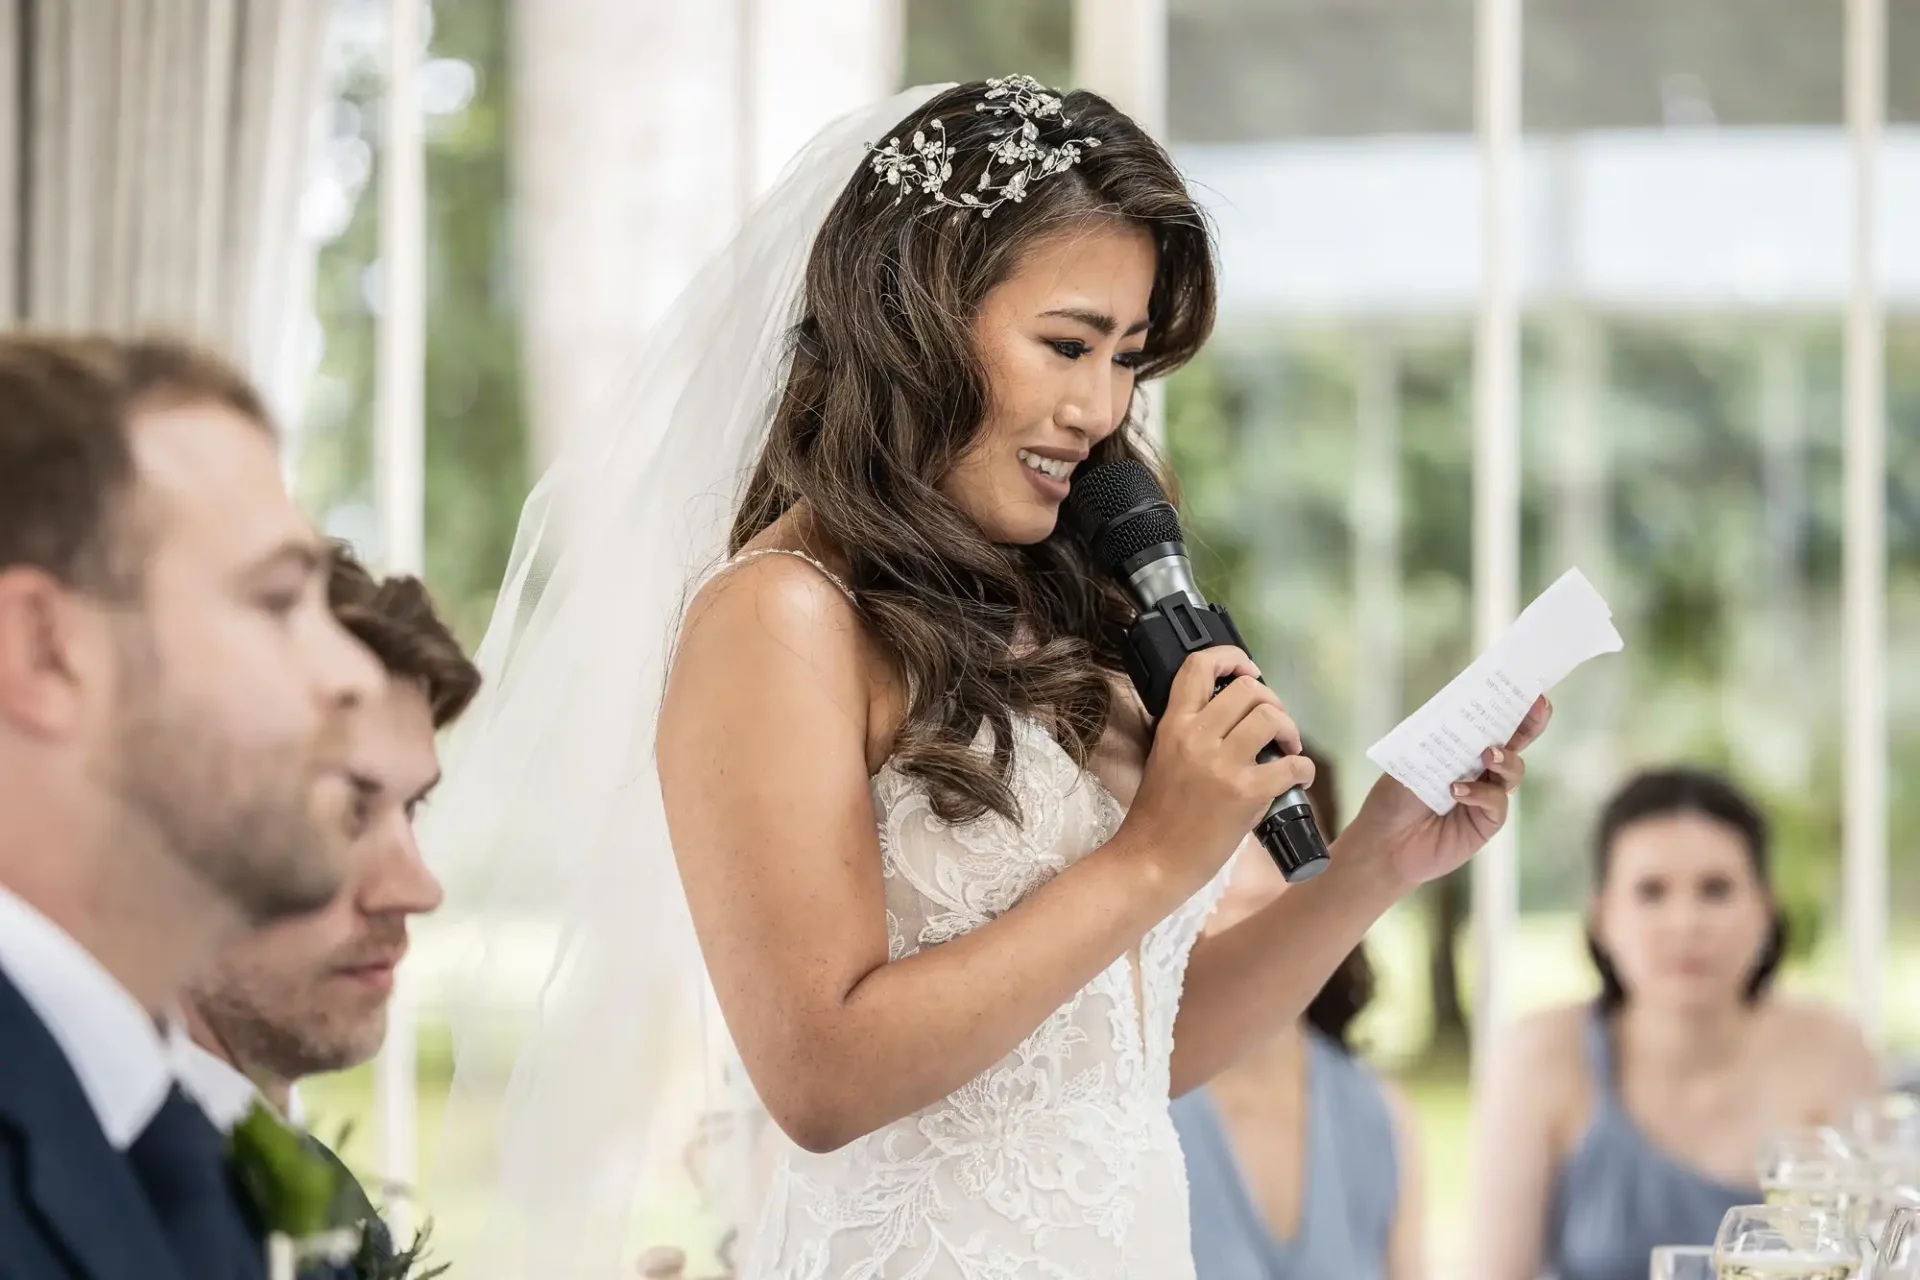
[[1038, 307, 1150, 338]]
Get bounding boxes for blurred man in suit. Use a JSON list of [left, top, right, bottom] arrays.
[[0, 335, 383, 1279], [184, 543, 480, 1266]]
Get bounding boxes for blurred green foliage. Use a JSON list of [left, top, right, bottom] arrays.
[[1168, 318, 1920, 1037], [906, 0, 1072, 89], [298, 0, 528, 647]]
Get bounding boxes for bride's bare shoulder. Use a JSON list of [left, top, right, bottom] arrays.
[[668, 522, 901, 747], [670, 513, 904, 769], [678, 545, 864, 675]]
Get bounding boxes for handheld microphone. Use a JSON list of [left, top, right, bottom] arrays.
[[1063, 458, 1331, 882]]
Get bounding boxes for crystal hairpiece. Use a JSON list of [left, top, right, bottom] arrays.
[[868, 74, 1100, 219]]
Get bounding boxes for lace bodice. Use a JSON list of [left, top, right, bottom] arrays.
[[732, 554, 1228, 1280]]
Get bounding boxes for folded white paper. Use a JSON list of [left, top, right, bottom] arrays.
[[1366, 568, 1624, 814]]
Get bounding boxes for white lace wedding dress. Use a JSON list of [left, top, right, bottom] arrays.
[[738, 552, 1229, 1280]]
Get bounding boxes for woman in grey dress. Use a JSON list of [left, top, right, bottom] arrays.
[[1471, 767, 1880, 1280]]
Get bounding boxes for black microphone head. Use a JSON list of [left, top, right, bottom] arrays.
[[1064, 459, 1185, 575]]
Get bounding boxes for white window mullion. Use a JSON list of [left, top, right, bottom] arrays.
[[1470, 0, 1522, 1080], [373, 0, 426, 1239], [1072, 0, 1168, 444], [1842, 0, 1887, 1053]]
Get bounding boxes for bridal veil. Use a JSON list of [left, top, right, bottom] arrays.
[[420, 84, 946, 1278]]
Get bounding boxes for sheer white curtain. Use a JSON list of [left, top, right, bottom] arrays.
[[0, 0, 330, 381]]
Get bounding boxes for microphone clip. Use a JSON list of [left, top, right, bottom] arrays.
[[1123, 596, 1249, 719]]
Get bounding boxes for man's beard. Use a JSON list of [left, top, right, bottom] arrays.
[[107, 633, 344, 927], [194, 917, 407, 1082], [196, 973, 386, 1083]]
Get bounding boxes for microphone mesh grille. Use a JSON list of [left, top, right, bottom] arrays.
[[1063, 459, 1185, 573], [1096, 501, 1182, 567], [1064, 458, 1163, 525]]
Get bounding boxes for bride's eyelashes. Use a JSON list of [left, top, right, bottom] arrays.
[[1044, 337, 1149, 369]]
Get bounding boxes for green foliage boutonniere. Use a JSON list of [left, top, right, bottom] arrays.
[[228, 1103, 360, 1277]]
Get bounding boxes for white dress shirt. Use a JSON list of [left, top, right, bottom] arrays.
[[178, 1039, 262, 1131], [0, 882, 179, 1150], [178, 1038, 308, 1132]]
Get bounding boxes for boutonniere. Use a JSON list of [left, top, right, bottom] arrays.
[[319, 1119, 449, 1280], [350, 1217, 449, 1280], [227, 1102, 362, 1279]]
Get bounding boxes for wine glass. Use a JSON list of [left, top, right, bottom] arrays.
[[1849, 1096, 1920, 1162], [1713, 1203, 1863, 1279], [1868, 1204, 1920, 1279], [1759, 1129, 1859, 1190], [1860, 1185, 1920, 1262], [1650, 1244, 1714, 1280], [1760, 1129, 1876, 1225]]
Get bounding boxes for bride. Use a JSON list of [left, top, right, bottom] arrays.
[[429, 77, 1548, 1280]]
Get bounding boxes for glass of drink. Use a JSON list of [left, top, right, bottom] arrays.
[[1759, 1129, 1858, 1194], [1713, 1203, 1862, 1280], [1858, 1183, 1920, 1260], [1867, 1203, 1920, 1278], [1650, 1244, 1714, 1280], [1759, 1129, 1876, 1230], [1848, 1096, 1920, 1161]]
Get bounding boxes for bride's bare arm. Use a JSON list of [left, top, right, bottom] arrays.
[[661, 558, 1180, 1152], [1168, 852, 1402, 1096], [1169, 700, 1548, 1095]]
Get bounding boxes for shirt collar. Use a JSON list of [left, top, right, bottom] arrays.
[[176, 1037, 309, 1134], [0, 882, 176, 1150], [177, 1039, 262, 1132]]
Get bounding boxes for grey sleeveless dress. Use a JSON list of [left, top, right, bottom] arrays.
[[1546, 1009, 1759, 1280], [1171, 1028, 1399, 1280]]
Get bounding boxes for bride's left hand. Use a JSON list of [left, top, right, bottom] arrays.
[[1341, 696, 1554, 891]]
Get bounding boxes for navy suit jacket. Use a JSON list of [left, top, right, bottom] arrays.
[[0, 968, 257, 1280]]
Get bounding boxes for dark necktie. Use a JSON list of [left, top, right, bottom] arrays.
[[126, 1084, 263, 1280]]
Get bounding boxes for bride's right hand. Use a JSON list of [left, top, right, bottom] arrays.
[[1118, 646, 1315, 898]]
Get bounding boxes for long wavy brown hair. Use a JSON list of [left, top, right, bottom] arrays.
[[729, 81, 1217, 825]]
